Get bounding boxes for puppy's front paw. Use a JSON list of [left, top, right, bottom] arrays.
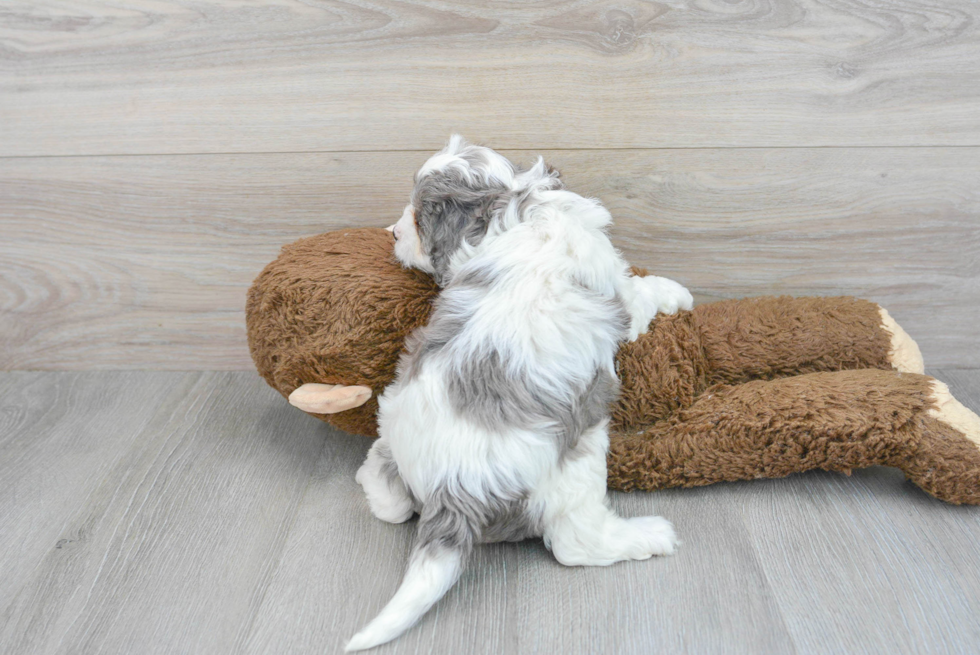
[[635, 275, 693, 316], [622, 515, 679, 559]]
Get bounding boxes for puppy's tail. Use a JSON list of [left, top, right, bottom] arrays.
[[345, 499, 476, 652]]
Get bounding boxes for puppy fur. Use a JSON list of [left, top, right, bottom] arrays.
[[347, 136, 693, 651]]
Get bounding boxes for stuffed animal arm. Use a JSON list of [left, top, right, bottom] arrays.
[[286, 294, 919, 416], [285, 277, 696, 414]]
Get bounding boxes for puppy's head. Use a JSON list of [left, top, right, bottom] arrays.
[[392, 135, 558, 285]]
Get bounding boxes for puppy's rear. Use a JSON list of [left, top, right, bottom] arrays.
[[347, 136, 683, 651]]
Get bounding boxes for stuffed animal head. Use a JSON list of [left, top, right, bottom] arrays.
[[246, 228, 437, 437]]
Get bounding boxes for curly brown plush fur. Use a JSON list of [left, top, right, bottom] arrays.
[[246, 228, 980, 505]]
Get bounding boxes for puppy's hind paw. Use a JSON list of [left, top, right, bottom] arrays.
[[355, 454, 415, 524], [622, 515, 679, 559]]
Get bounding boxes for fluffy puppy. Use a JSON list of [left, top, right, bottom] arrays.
[[347, 136, 693, 651]]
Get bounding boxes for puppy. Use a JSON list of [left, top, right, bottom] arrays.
[[347, 136, 693, 651]]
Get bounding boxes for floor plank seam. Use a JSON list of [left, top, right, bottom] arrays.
[[3, 143, 980, 161]]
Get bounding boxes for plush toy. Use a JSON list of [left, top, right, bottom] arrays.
[[246, 228, 980, 505]]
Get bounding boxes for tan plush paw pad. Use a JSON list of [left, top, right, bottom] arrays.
[[928, 380, 980, 448], [288, 383, 372, 414], [879, 307, 924, 374]]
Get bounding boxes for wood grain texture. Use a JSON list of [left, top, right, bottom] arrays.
[[2, 148, 977, 370], [1, 370, 978, 654], [2, 0, 979, 156], [0, 371, 325, 655], [741, 468, 980, 653], [0, 372, 182, 618]]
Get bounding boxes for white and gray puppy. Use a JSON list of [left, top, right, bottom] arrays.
[[347, 136, 693, 651]]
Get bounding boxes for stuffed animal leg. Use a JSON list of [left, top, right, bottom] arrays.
[[613, 295, 922, 433], [607, 369, 980, 505]]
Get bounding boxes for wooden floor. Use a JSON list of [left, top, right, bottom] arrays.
[[1, 370, 979, 655]]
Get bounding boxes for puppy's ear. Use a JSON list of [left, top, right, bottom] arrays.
[[419, 194, 496, 285]]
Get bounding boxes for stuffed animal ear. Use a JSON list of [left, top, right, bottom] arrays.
[[288, 383, 372, 414]]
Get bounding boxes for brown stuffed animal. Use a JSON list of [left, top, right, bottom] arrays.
[[246, 228, 980, 505]]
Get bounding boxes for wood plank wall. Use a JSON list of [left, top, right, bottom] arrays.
[[1, 1, 978, 369]]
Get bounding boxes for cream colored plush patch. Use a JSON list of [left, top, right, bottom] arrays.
[[289, 383, 373, 414], [928, 380, 980, 447], [879, 307, 925, 374]]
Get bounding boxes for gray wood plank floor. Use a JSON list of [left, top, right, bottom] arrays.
[[2, 370, 978, 655]]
